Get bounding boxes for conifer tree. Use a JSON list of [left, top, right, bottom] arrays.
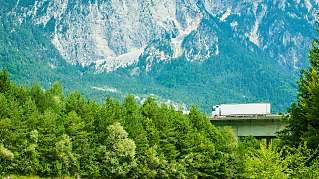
[[0, 70, 9, 93], [280, 37, 319, 150]]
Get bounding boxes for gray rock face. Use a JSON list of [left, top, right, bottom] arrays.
[[9, 0, 319, 72]]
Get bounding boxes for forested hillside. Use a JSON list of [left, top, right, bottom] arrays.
[[0, 69, 319, 178], [2, 0, 317, 113]]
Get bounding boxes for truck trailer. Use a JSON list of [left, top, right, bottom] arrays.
[[212, 103, 271, 117]]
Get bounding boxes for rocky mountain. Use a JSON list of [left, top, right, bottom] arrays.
[[0, 0, 318, 112]]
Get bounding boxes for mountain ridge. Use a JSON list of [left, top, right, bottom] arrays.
[[6, 0, 319, 71]]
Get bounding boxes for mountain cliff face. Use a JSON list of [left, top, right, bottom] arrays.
[[7, 0, 319, 71], [1, 0, 319, 112]]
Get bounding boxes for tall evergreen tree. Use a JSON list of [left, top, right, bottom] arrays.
[[0, 70, 9, 93], [279, 37, 319, 150]]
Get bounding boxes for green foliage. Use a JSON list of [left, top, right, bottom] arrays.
[[0, 144, 14, 161], [0, 71, 239, 178], [0, 70, 9, 93], [236, 140, 319, 179], [98, 122, 137, 177], [242, 142, 290, 179], [279, 37, 319, 149], [55, 134, 78, 176], [1, 70, 319, 178], [283, 144, 319, 178]]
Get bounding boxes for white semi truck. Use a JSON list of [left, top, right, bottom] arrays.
[[212, 103, 271, 117]]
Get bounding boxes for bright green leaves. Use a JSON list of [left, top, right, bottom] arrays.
[[0, 144, 14, 161], [55, 134, 78, 176], [98, 122, 137, 177], [242, 142, 290, 179], [240, 141, 319, 179]]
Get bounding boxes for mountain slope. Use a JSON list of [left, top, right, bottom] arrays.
[[0, 0, 318, 113]]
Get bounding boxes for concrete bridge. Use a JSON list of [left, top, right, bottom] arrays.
[[210, 115, 286, 140]]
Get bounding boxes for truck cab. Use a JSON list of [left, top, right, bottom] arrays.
[[212, 105, 221, 117]]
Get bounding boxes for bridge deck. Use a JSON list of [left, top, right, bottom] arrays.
[[210, 115, 283, 121], [210, 115, 286, 137]]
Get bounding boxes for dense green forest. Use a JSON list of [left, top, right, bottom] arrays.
[[1, 50, 319, 178]]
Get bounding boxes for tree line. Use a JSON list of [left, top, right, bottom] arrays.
[[0, 67, 318, 178], [0, 70, 238, 178]]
